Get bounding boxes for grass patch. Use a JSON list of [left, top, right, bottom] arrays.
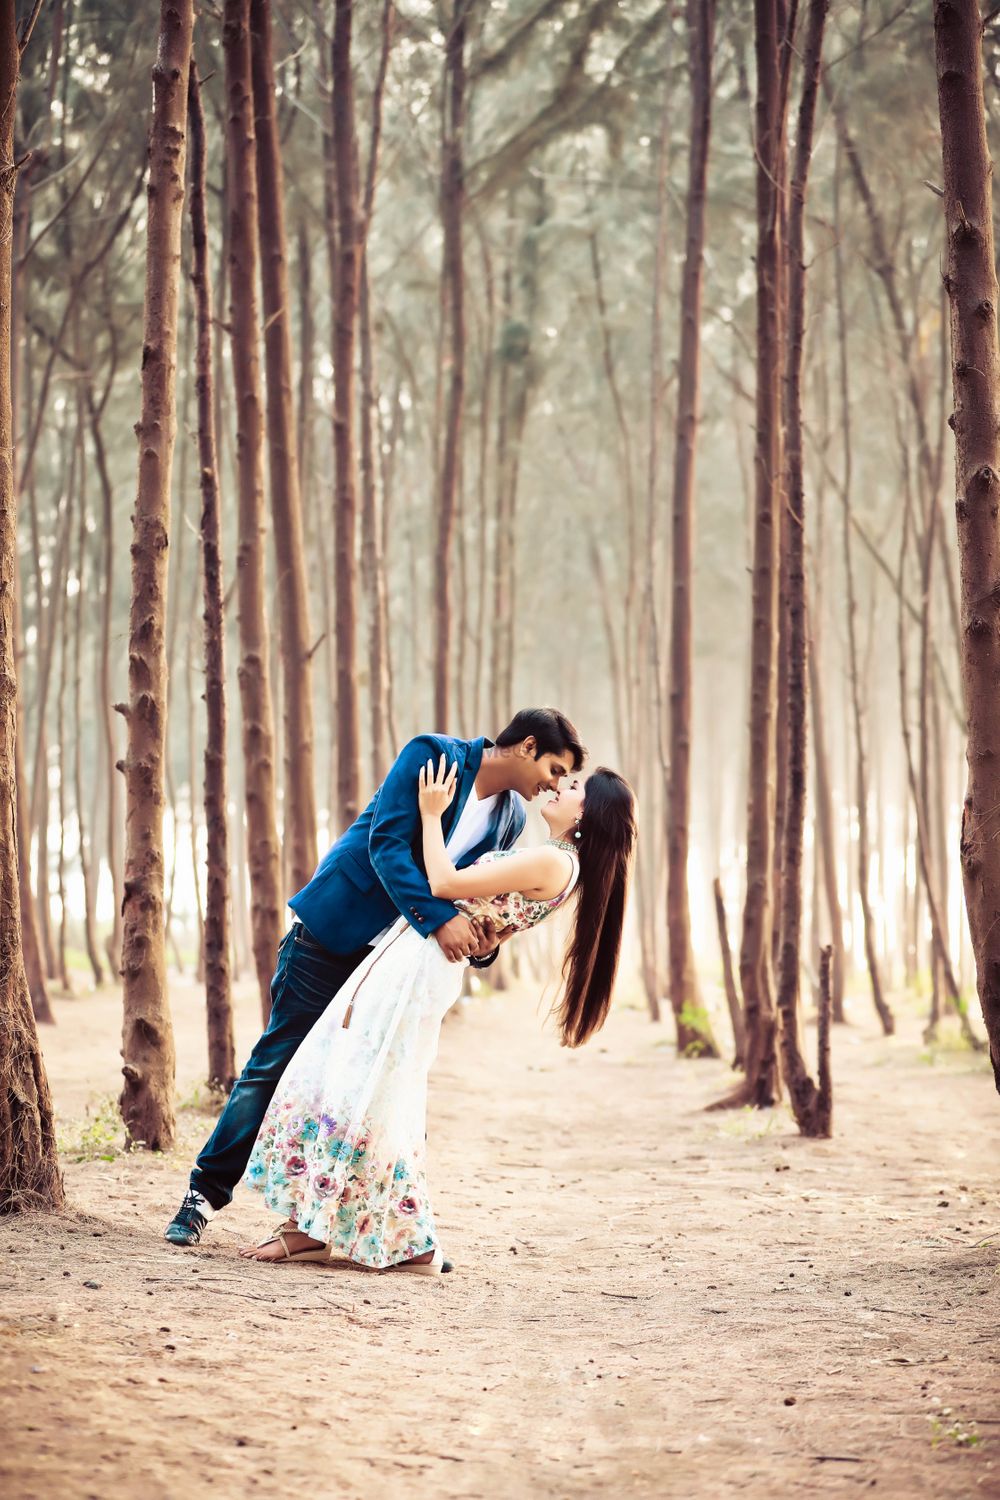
[[57, 1094, 127, 1163]]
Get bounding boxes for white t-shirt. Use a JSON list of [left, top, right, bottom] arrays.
[[444, 791, 498, 864], [370, 791, 499, 944]]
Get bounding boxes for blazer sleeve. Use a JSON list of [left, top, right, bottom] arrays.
[[368, 735, 461, 938]]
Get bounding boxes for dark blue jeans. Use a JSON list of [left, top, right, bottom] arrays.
[[190, 924, 373, 1209]]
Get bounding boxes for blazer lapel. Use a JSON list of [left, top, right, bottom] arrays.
[[442, 736, 486, 844], [462, 787, 515, 866]]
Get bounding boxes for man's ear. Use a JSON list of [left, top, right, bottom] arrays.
[[521, 735, 536, 758]]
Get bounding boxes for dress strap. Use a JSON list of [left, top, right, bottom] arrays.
[[549, 849, 580, 907]]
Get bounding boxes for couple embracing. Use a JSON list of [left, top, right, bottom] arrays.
[[164, 708, 636, 1276]]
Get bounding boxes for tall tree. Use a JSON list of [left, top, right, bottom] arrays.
[[249, 0, 318, 894], [665, 0, 717, 1058], [775, 0, 832, 1136], [188, 65, 235, 1092], [0, 0, 63, 1213], [832, 155, 895, 1038], [434, 0, 469, 729], [118, 0, 194, 1150], [331, 0, 361, 825], [936, 0, 1000, 1080], [358, 0, 395, 783], [224, 0, 283, 1017], [717, 0, 785, 1109]]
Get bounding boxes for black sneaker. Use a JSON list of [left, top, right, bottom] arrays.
[[164, 1189, 214, 1246]]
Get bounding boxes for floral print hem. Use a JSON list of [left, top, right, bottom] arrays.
[[246, 1104, 438, 1269]]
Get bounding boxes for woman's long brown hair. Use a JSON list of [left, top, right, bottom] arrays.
[[556, 768, 636, 1047]]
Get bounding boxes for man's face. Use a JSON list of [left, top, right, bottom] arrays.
[[515, 738, 573, 801]]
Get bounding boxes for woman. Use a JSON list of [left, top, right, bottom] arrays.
[[239, 759, 636, 1275]]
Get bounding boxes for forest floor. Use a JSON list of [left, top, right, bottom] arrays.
[[2, 967, 999, 1499]]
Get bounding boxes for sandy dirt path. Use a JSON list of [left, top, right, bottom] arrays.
[[2, 972, 999, 1499]]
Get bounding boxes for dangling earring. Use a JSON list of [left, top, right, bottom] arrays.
[[573, 822, 582, 840]]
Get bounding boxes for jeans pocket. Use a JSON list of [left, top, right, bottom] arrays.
[[287, 943, 342, 1012]]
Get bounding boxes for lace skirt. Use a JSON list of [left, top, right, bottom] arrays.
[[243, 920, 465, 1268]]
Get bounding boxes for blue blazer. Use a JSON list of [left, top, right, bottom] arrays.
[[288, 734, 526, 955]]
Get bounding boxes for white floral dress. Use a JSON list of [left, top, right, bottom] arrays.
[[243, 845, 579, 1268]]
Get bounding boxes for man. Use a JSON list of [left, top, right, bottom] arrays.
[[164, 707, 585, 1247]]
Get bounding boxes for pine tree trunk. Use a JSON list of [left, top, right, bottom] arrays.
[[935, 0, 1000, 1086], [833, 154, 894, 1037], [0, 2, 63, 1213], [807, 642, 845, 1022], [89, 392, 124, 977], [713, 876, 746, 1067], [224, 0, 283, 1020], [189, 66, 235, 1092], [118, 0, 193, 1151], [716, 0, 783, 1110], [331, 0, 361, 823], [10, 156, 52, 1021], [13, 589, 53, 1020], [358, 0, 394, 783], [249, 0, 318, 894], [72, 410, 104, 986], [666, 0, 717, 1059], [435, 1, 468, 730], [775, 0, 831, 1138]]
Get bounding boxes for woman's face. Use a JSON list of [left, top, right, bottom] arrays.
[[541, 776, 586, 838]]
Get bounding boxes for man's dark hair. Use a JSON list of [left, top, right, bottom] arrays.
[[495, 708, 585, 772]]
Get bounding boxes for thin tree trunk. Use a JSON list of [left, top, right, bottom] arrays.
[[188, 65, 235, 1091], [0, 0, 62, 1212], [224, 0, 283, 1020], [89, 390, 123, 976], [807, 642, 845, 1020], [331, 0, 361, 823], [10, 151, 52, 1020], [358, 0, 394, 781], [833, 151, 894, 1036], [13, 589, 52, 1019], [435, 0, 469, 729], [118, 0, 194, 1151], [713, 0, 783, 1110], [714, 876, 746, 1067], [775, 0, 831, 1137], [250, 0, 318, 894], [72, 396, 103, 986], [666, 0, 718, 1058]]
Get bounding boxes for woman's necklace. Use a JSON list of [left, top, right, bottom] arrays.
[[547, 836, 578, 855]]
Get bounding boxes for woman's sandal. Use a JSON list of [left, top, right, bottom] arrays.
[[389, 1246, 450, 1276], [246, 1228, 333, 1264]]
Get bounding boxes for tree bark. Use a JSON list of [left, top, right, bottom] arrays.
[[224, 0, 283, 1019], [189, 65, 235, 1092], [0, 0, 63, 1213], [249, 0, 318, 894], [359, 0, 394, 782], [331, 0, 361, 825], [935, 0, 1000, 1080], [666, 0, 717, 1058], [435, 0, 469, 730], [118, 0, 193, 1151], [713, 876, 745, 1067], [775, 0, 831, 1137], [833, 150, 895, 1037], [88, 388, 123, 977], [72, 393, 103, 986], [10, 154, 52, 1021], [715, 0, 783, 1109]]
